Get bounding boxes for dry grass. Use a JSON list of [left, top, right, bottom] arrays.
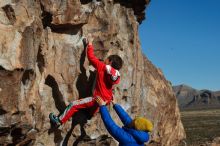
[[180, 109, 220, 145]]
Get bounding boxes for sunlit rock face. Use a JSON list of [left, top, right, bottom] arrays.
[[0, 0, 185, 145]]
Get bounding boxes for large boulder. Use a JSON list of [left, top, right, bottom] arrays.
[[0, 0, 185, 145]]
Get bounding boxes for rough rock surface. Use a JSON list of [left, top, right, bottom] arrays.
[[0, 0, 185, 145]]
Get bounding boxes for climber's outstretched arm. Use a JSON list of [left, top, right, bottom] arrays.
[[99, 105, 133, 142], [87, 43, 104, 68], [86, 34, 105, 69], [113, 104, 133, 127]]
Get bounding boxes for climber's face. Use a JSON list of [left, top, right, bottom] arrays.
[[104, 58, 112, 65]]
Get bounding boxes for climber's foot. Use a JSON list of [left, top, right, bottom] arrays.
[[49, 113, 61, 127]]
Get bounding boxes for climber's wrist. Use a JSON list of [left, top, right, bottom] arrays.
[[111, 100, 116, 105]]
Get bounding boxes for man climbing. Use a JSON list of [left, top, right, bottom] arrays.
[[49, 34, 123, 127], [95, 96, 153, 146]]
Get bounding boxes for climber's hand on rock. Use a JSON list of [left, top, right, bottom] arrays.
[[95, 96, 106, 106], [87, 33, 94, 45]]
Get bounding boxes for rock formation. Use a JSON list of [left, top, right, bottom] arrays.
[[0, 0, 185, 145], [173, 84, 220, 110]]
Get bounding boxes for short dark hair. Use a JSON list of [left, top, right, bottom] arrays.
[[108, 55, 123, 70]]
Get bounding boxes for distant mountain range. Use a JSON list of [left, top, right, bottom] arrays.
[[173, 84, 220, 110]]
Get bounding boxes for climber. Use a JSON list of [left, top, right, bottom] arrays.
[[95, 96, 153, 146], [49, 33, 123, 127]]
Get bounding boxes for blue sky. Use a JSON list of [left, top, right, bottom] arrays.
[[139, 0, 220, 91]]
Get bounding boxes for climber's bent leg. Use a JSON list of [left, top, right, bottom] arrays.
[[59, 97, 95, 124]]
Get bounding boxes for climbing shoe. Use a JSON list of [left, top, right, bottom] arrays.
[[49, 113, 61, 127]]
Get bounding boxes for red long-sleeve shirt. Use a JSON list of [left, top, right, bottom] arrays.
[[87, 44, 120, 103]]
